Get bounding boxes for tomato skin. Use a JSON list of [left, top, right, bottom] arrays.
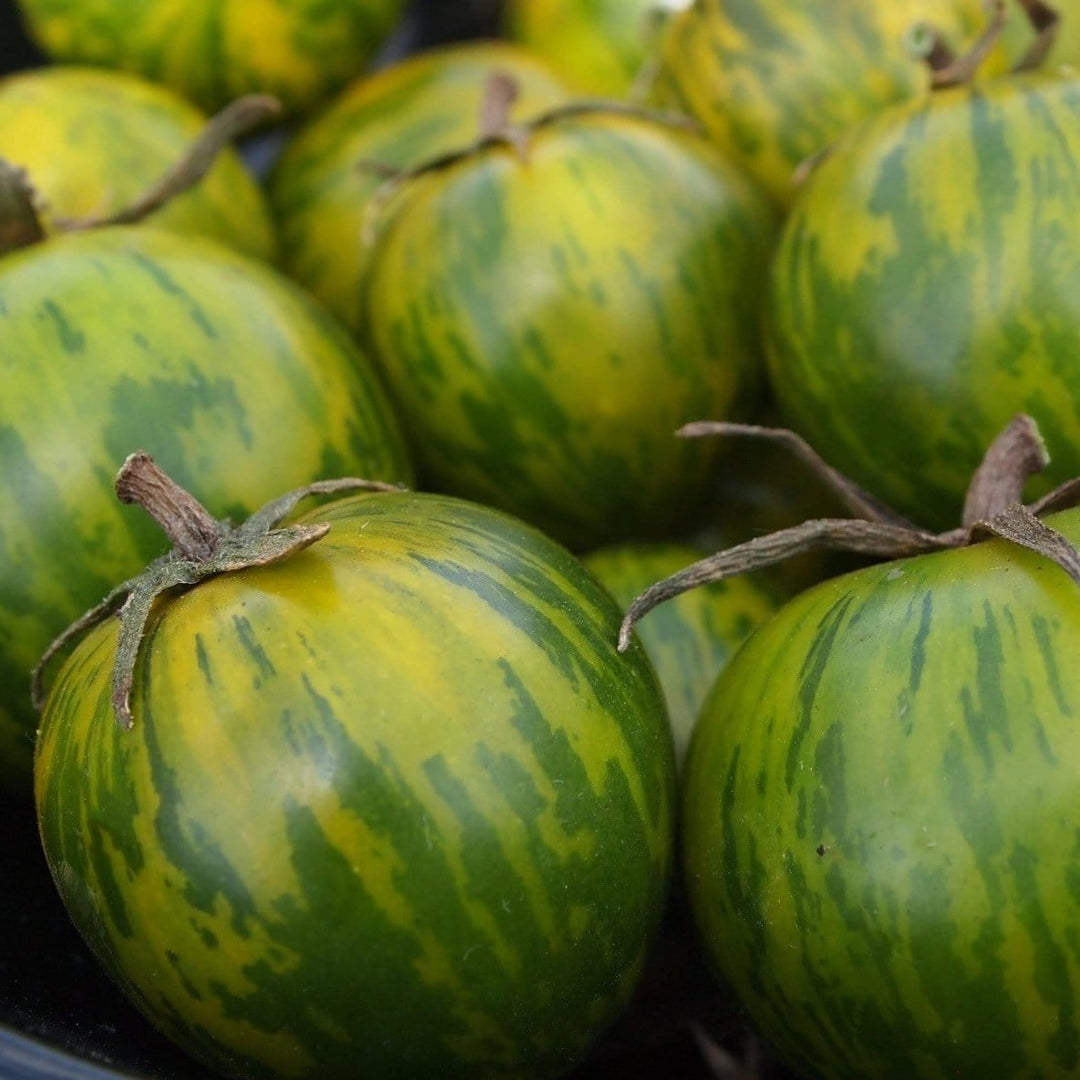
[[362, 109, 777, 551], [684, 507, 1080, 1079], [0, 65, 275, 261], [0, 226, 412, 793], [651, 0, 1018, 206], [766, 72, 1080, 530], [35, 489, 676, 1080], [583, 541, 778, 766], [504, 0, 667, 95], [268, 41, 573, 337]]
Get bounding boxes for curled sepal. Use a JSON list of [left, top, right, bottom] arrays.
[[32, 451, 405, 728], [617, 414, 1080, 652], [56, 94, 282, 232], [678, 421, 917, 527], [905, 0, 1007, 89], [1011, 0, 1060, 73], [359, 74, 698, 246]]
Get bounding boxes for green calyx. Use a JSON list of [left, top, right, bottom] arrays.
[[32, 451, 404, 729]]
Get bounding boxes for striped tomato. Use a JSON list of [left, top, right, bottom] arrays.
[[502, 0, 670, 95], [0, 65, 275, 261], [650, 0, 1018, 206], [34, 476, 675, 1079], [268, 42, 573, 336], [766, 70, 1080, 530], [361, 104, 777, 551], [682, 506, 1080, 1078], [582, 542, 778, 766], [0, 223, 412, 794], [13, 0, 405, 117]]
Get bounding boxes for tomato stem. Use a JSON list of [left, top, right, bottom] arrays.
[[0, 159, 46, 255], [908, 0, 1007, 89], [32, 454, 406, 728], [617, 415, 1080, 653], [116, 452, 224, 561]]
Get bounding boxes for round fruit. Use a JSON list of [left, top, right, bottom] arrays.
[[0, 65, 275, 261], [0, 224, 412, 794], [35, 480, 675, 1080], [269, 42, 573, 336], [683, 506, 1080, 1078], [361, 105, 777, 551], [650, 0, 1014, 206], [766, 70, 1080, 530], [13, 0, 406, 117]]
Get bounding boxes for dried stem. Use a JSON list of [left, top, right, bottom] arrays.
[[907, 0, 1007, 88], [961, 413, 1047, 526], [478, 71, 521, 141], [617, 414, 1080, 652], [115, 452, 224, 561], [58, 95, 282, 231], [0, 159, 46, 255], [679, 422, 915, 527], [33, 453, 407, 728], [360, 94, 698, 247]]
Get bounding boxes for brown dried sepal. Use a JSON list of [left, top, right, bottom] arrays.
[[0, 160, 47, 255], [57, 94, 281, 231], [359, 73, 700, 247], [31, 452, 405, 729], [617, 414, 1080, 652]]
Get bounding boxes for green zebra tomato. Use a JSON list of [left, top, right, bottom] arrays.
[[683, 507, 1080, 1079], [361, 105, 777, 551], [503, 0, 672, 95], [14, 0, 405, 117], [766, 70, 1080, 530], [582, 541, 778, 766], [35, 486, 675, 1080]]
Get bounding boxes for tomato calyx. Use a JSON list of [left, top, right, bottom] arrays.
[[906, 0, 1009, 89], [358, 72, 699, 246], [617, 414, 1080, 652], [0, 94, 281, 256], [905, 0, 1059, 89], [0, 161, 46, 254], [31, 451, 404, 729]]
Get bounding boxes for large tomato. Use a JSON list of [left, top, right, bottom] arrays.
[[35, 475, 676, 1079], [650, 0, 1018, 206], [361, 105, 777, 551], [766, 70, 1080, 530], [269, 42, 573, 337], [683, 507, 1080, 1078]]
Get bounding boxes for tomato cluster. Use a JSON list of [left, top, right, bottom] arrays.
[[4, 2, 1080, 1079]]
